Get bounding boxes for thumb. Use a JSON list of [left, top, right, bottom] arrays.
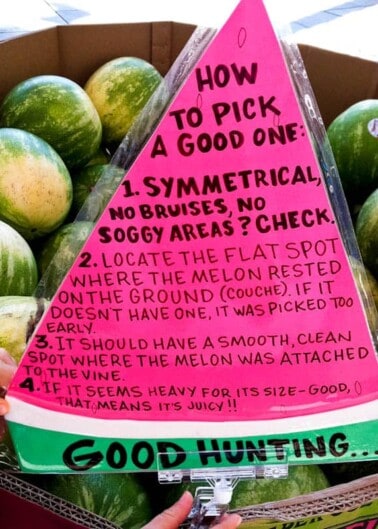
[[143, 490, 193, 529]]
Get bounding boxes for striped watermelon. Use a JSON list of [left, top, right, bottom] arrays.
[[71, 163, 125, 218], [0, 415, 19, 470], [0, 128, 72, 240], [229, 465, 329, 508], [0, 75, 102, 169], [355, 188, 378, 276], [85, 147, 111, 166], [350, 257, 378, 331], [0, 296, 48, 363], [0, 221, 38, 296], [327, 99, 378, 206], [84, 57, 162, 148], [364, 266, 378, 310], [35, 473, 152, 529], [37, 221, 93, 297], [322, 460, 378, 485]]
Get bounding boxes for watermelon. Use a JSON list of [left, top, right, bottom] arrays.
[[355, 189, 378, 277], [0, 296, 48, 363], [37, 473, 152, 529], [321, 460, 378, 486], [0, 417, 19, 471], [84, 57, 162, 147], [70, 163, 125, 218], [36, 221, 93, 297], [0, 128, 72, 240], [349, 257, 378, 331], [327, 99, 378, 206], [229, 465, 329, 508], [85, 147, 111, 166], [154, 465, 329, 512], [0, 75, 102, 169], [364, 267, 378, 310], [0, 221, 38, 296]]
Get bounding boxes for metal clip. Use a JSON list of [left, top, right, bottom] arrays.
[[161, 449, 289, 528], [187, 493, 228, 529]]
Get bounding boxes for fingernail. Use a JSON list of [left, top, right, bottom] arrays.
[[180, 490, 193, 501]]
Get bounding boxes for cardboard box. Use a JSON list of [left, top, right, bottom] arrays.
[[1, 22, 377, 128], [297, 43, 378, 127], [1, 19, 378, 529]]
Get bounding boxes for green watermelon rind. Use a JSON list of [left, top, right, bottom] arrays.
[[84, 57, 162, 146], [355, 188, 378, 276], [0, 221, 38, 296], [0, 75, 102, 169], [36, 221, 94, 296], [364, 266, 378, 309], [0, 295, 48, 362], [38, 473, 152, 529], [327, 99, 378, 203], [229, 464, 330, 508], [0, 128, 73, 240], [321, 460, 378, 485], [70, 163, 125, 218]]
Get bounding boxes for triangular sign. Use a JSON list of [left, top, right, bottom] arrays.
[[6, 0, 378, 473]]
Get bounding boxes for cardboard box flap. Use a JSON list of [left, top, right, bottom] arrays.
[[57, 22, 160, 85], [0, 470, 119, 529], [0, 28, 61, 100], [0, 22, 197, 101], [61, 21, 197, 81], [298, 43, 378, 127], [151, 21, 197, 76]]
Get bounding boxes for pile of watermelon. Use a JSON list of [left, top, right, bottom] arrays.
[[0, 57, 163, 527], [0, 57, 162, 361], [327, 99, 378, 307]]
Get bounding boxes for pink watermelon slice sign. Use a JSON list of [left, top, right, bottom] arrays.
[[5, 0, 377, 471]]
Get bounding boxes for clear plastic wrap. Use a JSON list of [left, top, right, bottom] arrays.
[[4, 0, 377, 478]]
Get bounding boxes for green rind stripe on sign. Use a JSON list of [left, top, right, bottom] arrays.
[[6, 419, 378, 473]]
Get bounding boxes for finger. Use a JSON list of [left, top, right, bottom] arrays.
[[0, 362, 17, 388], [0, 398, 10, 416], [0, 348, 17, 366], [143, 490, 193, 529], [212, 513, 242, 529]]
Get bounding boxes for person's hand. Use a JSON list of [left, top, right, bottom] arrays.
[[0, 348, 17, 416], [209, 512, 243, 529], [142, 491, 242, 529], [0, 347, 17, 389]]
